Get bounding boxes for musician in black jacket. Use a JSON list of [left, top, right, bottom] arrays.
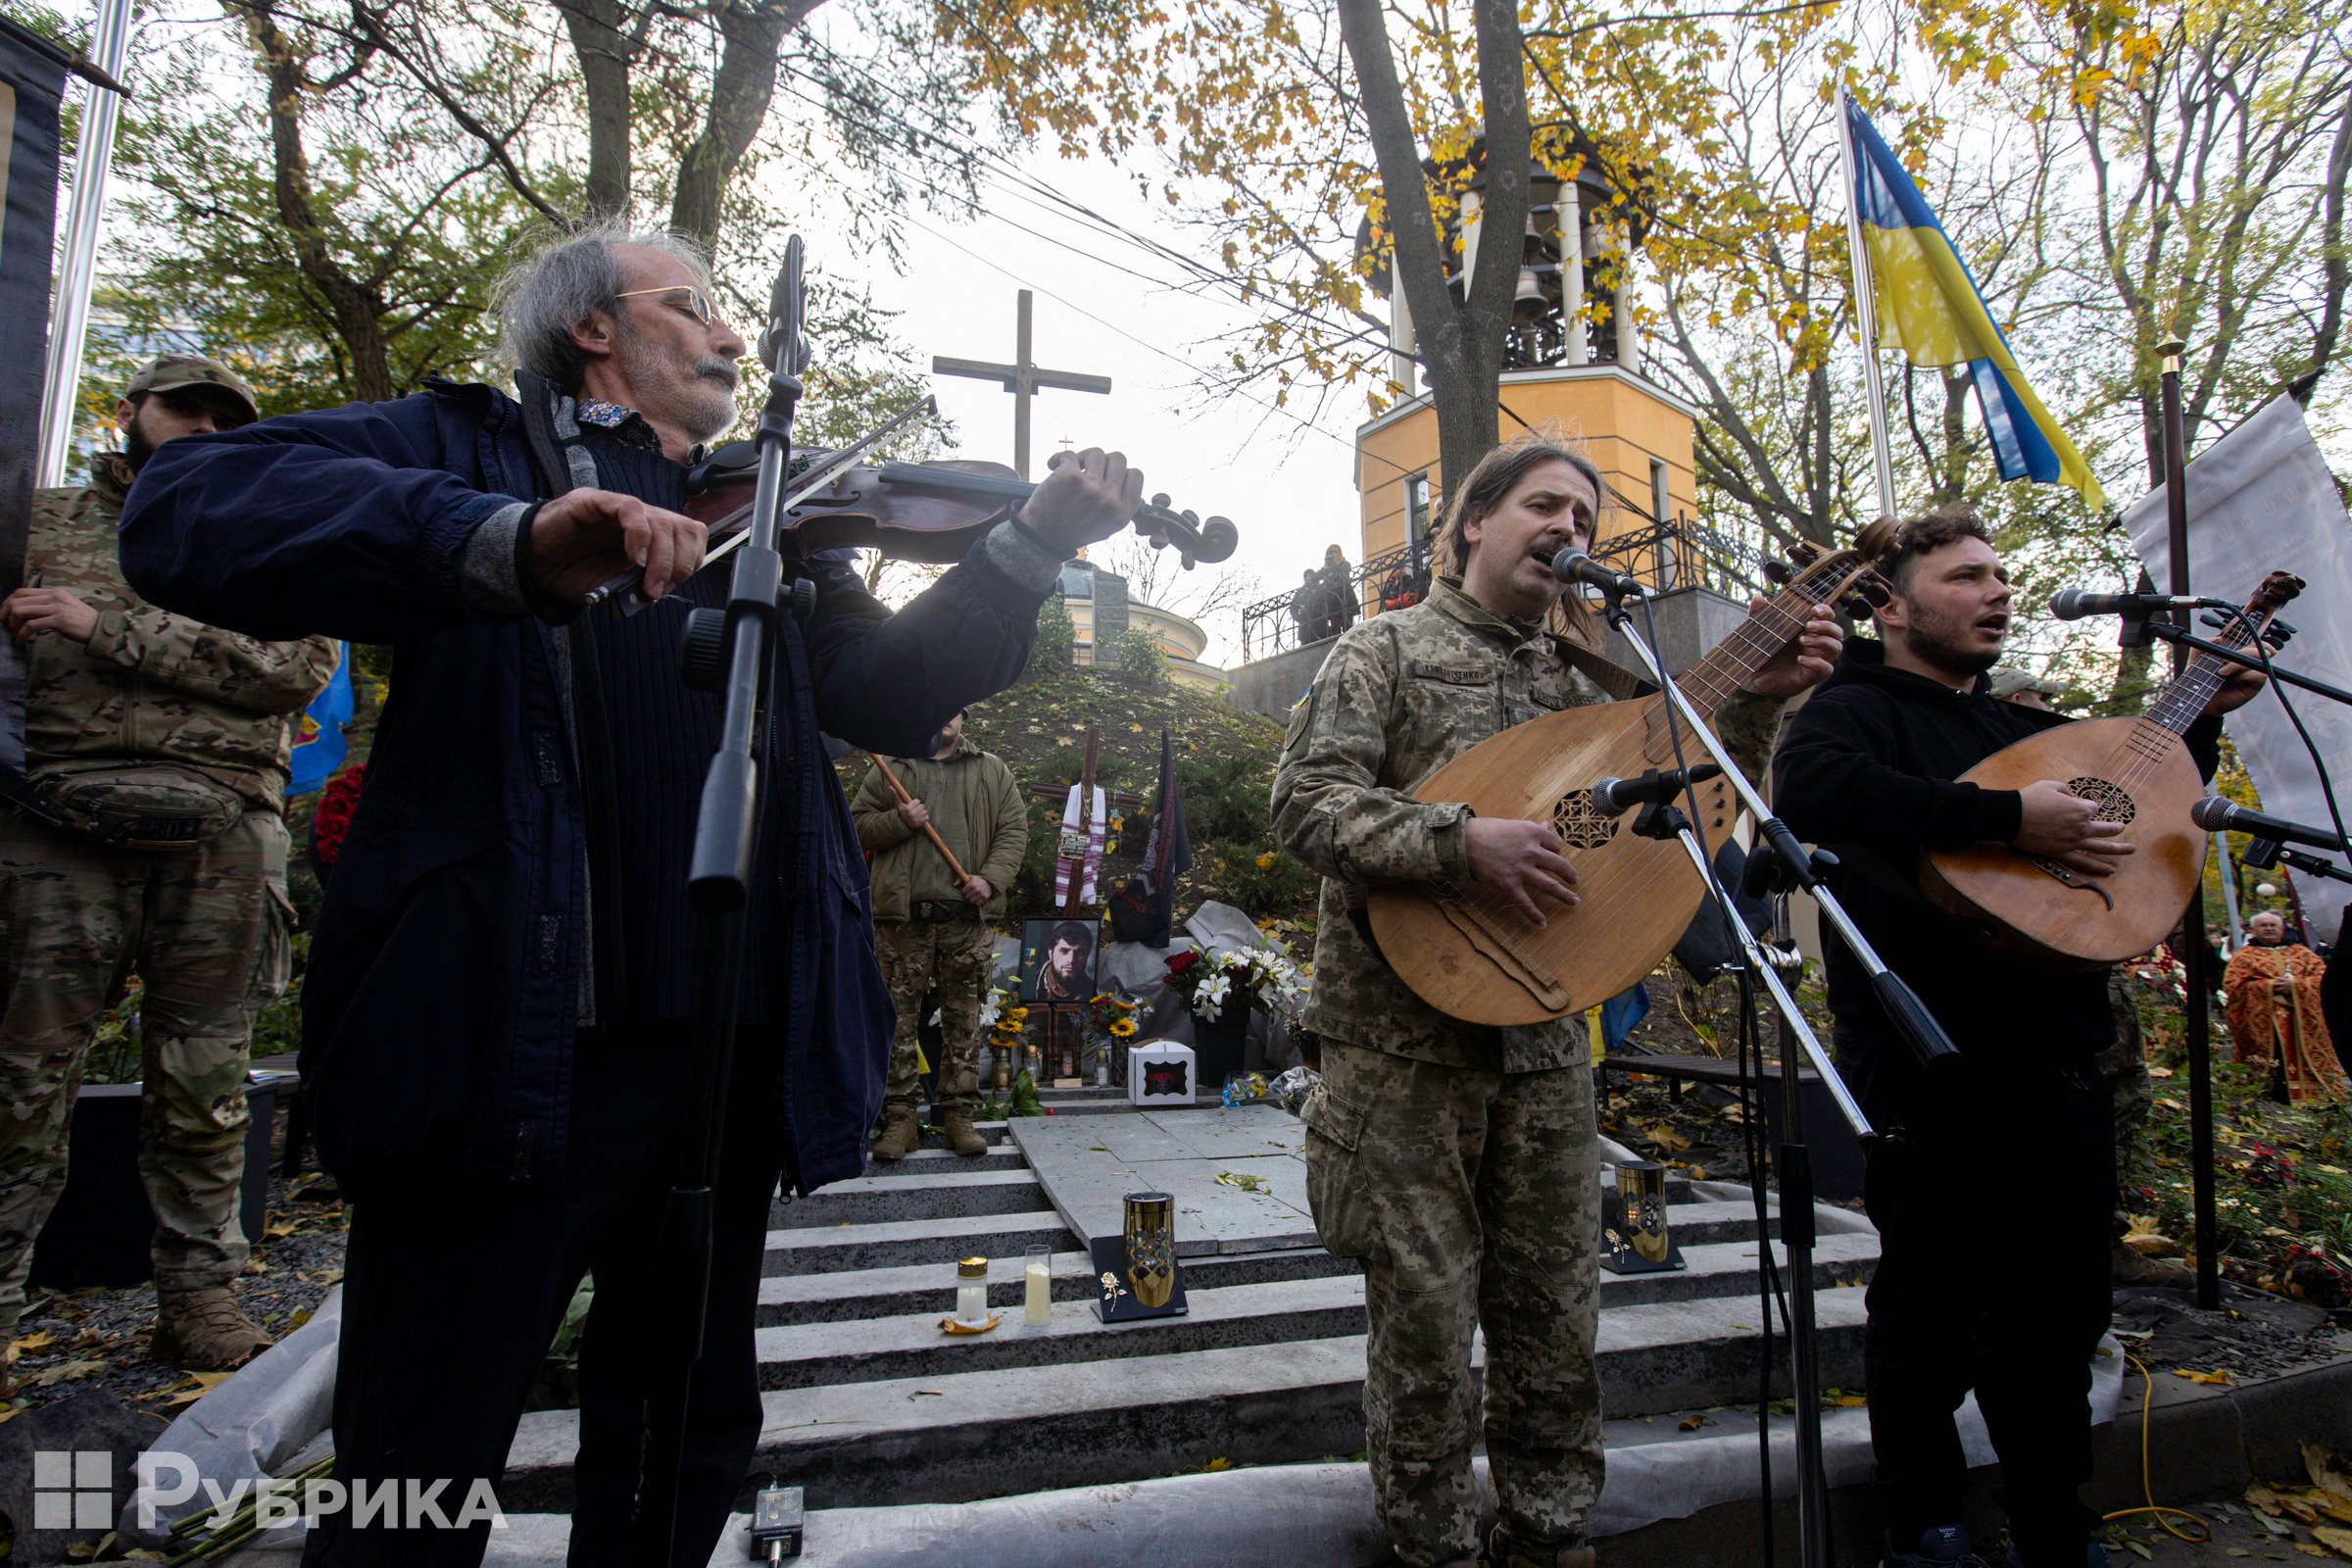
[[1774, 511, 2262, 1568]]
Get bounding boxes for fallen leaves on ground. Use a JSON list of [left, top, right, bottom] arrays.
[[1643, 1124, 1694, 1152], [30, 1357, 107, 1387], [155, 1371, 236, 1407], [2311, 1525, 2352, 1559], [1213, 1171, 1270, 1194], [2174, 1367, 2234, 1386]]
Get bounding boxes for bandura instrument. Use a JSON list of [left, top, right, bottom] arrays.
[[1920, 568, 2302, 968], [1366, 522, 1895, 1026]]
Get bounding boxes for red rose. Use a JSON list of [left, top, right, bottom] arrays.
[[1167, 951, 1200, 976]]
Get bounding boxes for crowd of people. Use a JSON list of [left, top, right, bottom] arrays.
[[0, 214, 2335, 1568]]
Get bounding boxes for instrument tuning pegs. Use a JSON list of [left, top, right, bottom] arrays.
[[1152, 492, 1172, 511], [1762, 560, 1794, 586], [1789, 541, 1823, 566]]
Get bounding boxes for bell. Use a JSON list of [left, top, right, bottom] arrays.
[[1515, 267, 1544, 306]]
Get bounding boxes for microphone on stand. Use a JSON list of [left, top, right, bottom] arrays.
[[1551, 548, 1644, 600], [2047, 587, 2229, 620], [2189, 797, 2351, 855], [1590, 763, 1723, 817]]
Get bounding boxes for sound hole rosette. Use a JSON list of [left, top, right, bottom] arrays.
[[2066, 776, 2136, 826], [1551, 791, 1622, 851]]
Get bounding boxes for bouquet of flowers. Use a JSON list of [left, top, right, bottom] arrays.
[[1163, 945, 1304, 1018], [1087, 992, 1140, 1041]]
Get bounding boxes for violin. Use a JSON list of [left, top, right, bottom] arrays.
[[585, 401, 1240, 616]]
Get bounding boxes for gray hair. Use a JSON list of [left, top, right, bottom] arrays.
[[494, 219, 716, 391]]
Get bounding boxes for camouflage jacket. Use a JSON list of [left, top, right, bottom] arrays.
[[23, 455, 340, 812], [850, 738, 1027, 921], [1271, 576, 1785, 1071]]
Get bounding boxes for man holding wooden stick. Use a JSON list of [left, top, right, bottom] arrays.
[[853, 710, 1028, 1159]]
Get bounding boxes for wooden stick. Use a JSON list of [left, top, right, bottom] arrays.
[[868, 754, 977, 891]]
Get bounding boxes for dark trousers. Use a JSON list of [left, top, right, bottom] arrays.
[[302, 1026, 786, 1568], [1845, 1038, 2115, 1564]]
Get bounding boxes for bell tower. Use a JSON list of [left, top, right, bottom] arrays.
[[1352, 147, 1703, 607]]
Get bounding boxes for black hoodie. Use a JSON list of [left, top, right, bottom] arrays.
[[1773, 638, 2219, 1064]]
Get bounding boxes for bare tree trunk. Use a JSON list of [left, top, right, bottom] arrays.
[[669, 0, 818, 247], [238, 1, 396, 401], [563, 0, 633, 220], [1336, 0, 1528, 496]]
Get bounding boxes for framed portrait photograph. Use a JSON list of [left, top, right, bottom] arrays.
[[1019, 917, 1101, 1004]]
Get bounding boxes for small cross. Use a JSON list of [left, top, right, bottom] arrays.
[[932, 290, 1112, 479]]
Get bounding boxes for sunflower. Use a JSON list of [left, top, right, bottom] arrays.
[[1108, 1018, 1137, 1038]]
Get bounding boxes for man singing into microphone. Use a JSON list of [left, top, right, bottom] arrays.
[[1271, 431, 1840, 1568], [120, 221, 1145, 1567], [1774, 511, 2263, 1568]]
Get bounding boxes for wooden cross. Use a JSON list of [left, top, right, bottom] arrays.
[[932, 290, 1112, 479]]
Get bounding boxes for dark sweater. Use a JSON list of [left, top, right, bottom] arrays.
[[574, 424, 787, 1025], [1774, 639, 2219, 1063]]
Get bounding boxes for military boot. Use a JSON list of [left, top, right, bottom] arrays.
[[1486, 1527, 1596, 1568], [151, 1286, 271, 1371], [941, 1106, 988, 1158], [868, 1106, 920, 1163]]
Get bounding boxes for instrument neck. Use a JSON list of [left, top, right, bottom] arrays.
[[2142, 622, 2252, 738], [1673, 569, 1843, 714]]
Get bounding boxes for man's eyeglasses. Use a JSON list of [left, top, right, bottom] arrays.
[[613, 284, 720, 326]]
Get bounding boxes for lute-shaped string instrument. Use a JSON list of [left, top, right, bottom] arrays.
[[1919, 568, 2303, 968], [1367, 521, 1896, 1026]]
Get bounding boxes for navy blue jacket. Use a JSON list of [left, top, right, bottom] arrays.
[[119, 381, 1059, 1199]]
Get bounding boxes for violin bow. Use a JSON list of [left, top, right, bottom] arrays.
[[584, 393, 941, 615]]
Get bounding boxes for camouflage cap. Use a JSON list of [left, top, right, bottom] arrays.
[[124, 354, 260, 423], [1986, 665, 2062, 701]]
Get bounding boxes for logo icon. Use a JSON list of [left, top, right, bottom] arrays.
[[35, 1450, 113, 1531]]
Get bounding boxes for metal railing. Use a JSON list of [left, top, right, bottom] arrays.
[[1238, 542, 1424, 662], [1233, 513, 1774, 666]]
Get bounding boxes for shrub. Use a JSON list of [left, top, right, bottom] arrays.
[[1106, 626, 1169, 688], [1031, 596, 1076, 675]]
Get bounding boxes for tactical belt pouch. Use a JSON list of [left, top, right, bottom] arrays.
[[913, 900, 976, 923], [37, 762, 245, 852]]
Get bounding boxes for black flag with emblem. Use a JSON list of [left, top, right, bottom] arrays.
[[0, 16, 69, 801], [1107, 727, 1191, 948]]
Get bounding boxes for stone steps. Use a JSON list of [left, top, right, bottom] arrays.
[[761, 1210, 1080, 1276], [497, 1099, 1882, 1525], [503, 1270, 1873, 1513]]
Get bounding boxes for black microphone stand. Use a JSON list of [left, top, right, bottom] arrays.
[[1595, 585, 1911, 1568], [637, 237, 808, 1567], [2153, 338, 2222, 1311]]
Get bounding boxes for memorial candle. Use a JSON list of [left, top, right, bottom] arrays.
[[1024, 1246, 1052, 1326]]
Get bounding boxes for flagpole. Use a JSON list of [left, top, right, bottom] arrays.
[[1836, 90, 1900, 521], [36, 0, 134, 488]]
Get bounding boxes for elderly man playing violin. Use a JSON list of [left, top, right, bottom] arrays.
[[121, 221, 1144, 1568]]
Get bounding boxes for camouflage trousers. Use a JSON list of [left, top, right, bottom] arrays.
[[875, 918, 996, 1114], [0, 807, 292, 1334], [1300, 1040, 1604, 1567]]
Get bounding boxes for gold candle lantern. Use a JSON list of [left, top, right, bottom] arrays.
[[1123, 1191, 1176, 1307], [1616, 1160, 1671, 1263]]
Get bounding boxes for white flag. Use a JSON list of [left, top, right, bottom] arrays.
[[2123, 392, 2352, 937]]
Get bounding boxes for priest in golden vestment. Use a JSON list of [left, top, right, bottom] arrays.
[[2224, 911, 2347, 1102]]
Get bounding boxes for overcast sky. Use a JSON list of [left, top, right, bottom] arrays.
[[770, 151, 1371, 665]]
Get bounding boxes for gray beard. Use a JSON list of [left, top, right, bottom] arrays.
[[613, 327, 738, 444]]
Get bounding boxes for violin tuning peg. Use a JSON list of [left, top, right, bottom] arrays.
[[1789, 541, 1822, 566], [1762, 560, 1793, 586], [1152, 492, 1172, 511]]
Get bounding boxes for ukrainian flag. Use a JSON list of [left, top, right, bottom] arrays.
[[1846, 98, 2106, 510]]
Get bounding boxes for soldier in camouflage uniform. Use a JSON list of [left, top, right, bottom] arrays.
[[851, 710, 1028, 1160], [1271, 432, 1841, 1568], [0, 357, 340, 1380]]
